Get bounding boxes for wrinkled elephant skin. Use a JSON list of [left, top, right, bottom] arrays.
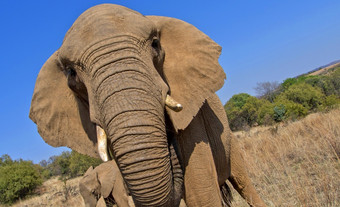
[[30, 3, 266, 207]]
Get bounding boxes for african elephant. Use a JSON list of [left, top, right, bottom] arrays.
[[29, 4, 265, 207]]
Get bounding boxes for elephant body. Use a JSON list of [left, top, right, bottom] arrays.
[[30, 4, 265, 207]]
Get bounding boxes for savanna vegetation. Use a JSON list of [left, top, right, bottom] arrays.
[[0, 151, 101, 204], [231, 108, 340, 206], [224, 66, 340, 131]]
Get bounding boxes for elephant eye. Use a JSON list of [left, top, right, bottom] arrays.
[[67, 67, 77, 77], [152, 38, 160, 50]]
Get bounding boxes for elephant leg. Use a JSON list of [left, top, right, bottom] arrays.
[[228, 137, 266, 207], [203, 95, 232, 185], [177, 110, 223, 207], [205, 94, 265, 207]]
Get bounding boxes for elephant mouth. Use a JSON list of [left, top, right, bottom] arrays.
[[96, 94, 183, 162]]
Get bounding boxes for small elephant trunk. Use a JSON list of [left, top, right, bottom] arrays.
[[94, 65, 182, 206]]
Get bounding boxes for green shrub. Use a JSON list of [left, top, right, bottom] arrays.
[[276, 83, 325, 111], [241, 96, 263, 126], [328, 68, 340, 96], [40, 151, 102, 179], [225, 93, 265, 130], [274, 100, 308, 121], [322, 94, 340, 110], [0, 159, 42, 204], [257, 101, 275, 125], [224, 93, 251, 131], [225, 93, 251, 109], [0, 154, 13, 166], [281, 78, 297, 90], [69, 151, 102, 177], [273, 104, 286, 122]]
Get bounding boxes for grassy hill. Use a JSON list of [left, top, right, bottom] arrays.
[[306, 60, 340, 76], [11, 109, 340, 207], [231, 109, 340, 206], [225, 61, 340, 132]]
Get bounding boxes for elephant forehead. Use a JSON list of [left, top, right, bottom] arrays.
[[61, 4, 155, 60]]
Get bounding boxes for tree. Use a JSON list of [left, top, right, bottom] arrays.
[[224, 93, 251, 131], [276, 82, 325, 111], [225, 93, 251, 109], [241, 96, 263, 126], [69, 151, 102, 177], [257, 100, 275, 125], [0, 157, 42, 204], [225, 93, 266, 130], [273, 104, 286, 122], [274, 100, 308, 120], [281, 78, 297, 91], [254, 81, 280, 102], [322, 94, 340, 110], [0, 154, 13, 166], [39, 160, 48, 168], [40, 150, 102, 179]]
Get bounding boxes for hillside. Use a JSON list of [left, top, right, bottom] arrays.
[[231, 109, 340, 206], [303, 60, 340, 76], [11, 109, 340, 207]]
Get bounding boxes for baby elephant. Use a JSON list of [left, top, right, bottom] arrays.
[[79, 161, 132, 207], [79, 161, 187, 207]]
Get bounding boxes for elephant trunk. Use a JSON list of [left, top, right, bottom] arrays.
[[92, 61, 182, 206]]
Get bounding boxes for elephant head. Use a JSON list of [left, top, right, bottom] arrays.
[[30, 4, 225, 207]]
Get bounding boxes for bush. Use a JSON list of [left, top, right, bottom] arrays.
[[69, 151, 102, 177], [274, 100, 308, 121], [224, 93, 251, 131], [257, 101, 275, 125], [225, 93, 266, 130], [276, 83, 325, 111], [322, 95, 340, 110], [40, 151, 102, 179], [225, 93, 251, 109], [328, 67, 340, 96], [241, 96, 263, 126], [273, 104, 286, 122], [0, 159, 42, 204], [281, 78, 297, 90], [0, 154, 13, 166]]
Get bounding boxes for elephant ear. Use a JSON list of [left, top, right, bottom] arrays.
[[29, 51, 99, 158], [147, 16, 226, 131]]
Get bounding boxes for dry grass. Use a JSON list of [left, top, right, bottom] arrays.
[[231, 109, 340, 206], [11, 177, 84, 207], [309, 62, 340, 76]]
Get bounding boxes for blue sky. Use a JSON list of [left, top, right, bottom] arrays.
[[1, 1, 340, 163]]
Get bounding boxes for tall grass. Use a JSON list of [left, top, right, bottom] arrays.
[[231, 109, 340, 206]]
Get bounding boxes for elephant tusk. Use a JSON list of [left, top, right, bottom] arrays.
[[165, 95, 183, 112], [96, 125, 110, 162]]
